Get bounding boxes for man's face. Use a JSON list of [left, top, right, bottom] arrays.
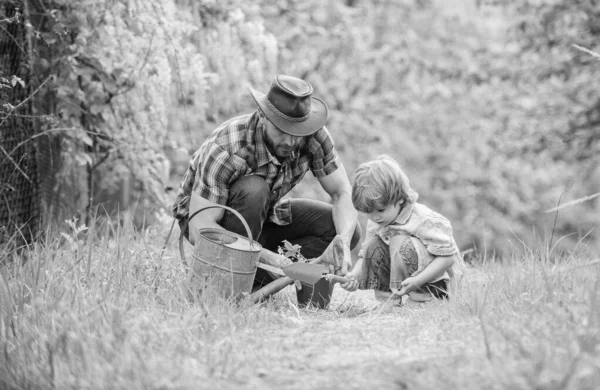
[[260, 112, 301, 159]]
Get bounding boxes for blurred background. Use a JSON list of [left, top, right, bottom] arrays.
[[1, 0, 598, 257]]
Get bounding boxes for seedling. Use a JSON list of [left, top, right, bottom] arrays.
[[277, 240, 307, 263]]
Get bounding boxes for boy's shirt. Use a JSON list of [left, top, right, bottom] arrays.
[[360, 201, 465, 282]]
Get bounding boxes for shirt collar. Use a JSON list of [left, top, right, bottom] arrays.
[[392, 201, 415, 225], [254, 119, 280, 167]]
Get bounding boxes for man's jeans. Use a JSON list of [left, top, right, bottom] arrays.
[[218, 175, 362, 288]]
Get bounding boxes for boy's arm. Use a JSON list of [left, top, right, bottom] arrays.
[[340, 221, 380, 292], [397, 254, 454, 296]]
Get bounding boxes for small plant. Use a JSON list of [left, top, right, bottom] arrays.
[[60, 217, 88, 251], [277, 240, 307, 263]]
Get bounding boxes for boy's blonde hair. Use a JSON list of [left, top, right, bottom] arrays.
[[352, 155, 418, 213]]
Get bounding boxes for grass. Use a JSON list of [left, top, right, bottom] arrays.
[[1, 214, 599, 390]]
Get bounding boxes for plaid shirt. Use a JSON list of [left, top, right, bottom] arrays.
[[172, 111, 340, 225]]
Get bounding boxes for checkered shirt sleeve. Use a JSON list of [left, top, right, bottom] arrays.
[[192, 142, 244, 205], [308, 126, 339, 177]]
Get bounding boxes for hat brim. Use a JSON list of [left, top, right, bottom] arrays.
[[249, 87, 328, 136]]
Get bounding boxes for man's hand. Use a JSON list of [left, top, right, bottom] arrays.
[[397, 276, 420, 296], [340, 272, 359, 292], [327, 235, 352, 275]]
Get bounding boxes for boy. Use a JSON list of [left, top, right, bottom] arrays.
[[341, 155, 464, 311]]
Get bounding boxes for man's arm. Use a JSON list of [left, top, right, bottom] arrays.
[[187, 192, 225, 245], [317, 163, 358, 274]]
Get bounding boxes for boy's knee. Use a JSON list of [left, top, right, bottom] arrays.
[[389, 235, 416, 257], [390, 235, 418, 273], [363, 236, 388, 260]]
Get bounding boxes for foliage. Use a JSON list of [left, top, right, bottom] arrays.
[[510, 0, 600, 165], [251, 0, 600, 254], [21, 0, 277, 226], [4, 0, 598, 253], [26, 0, 194, 220]]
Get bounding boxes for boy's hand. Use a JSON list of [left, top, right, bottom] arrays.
[[340, 273, 359, 292], [397, 276, 419, 296]]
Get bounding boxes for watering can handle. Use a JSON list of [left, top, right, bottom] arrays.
[[178, 204, 258, 267]]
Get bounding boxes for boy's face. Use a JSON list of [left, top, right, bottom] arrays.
[[366, 200, 403, 227]]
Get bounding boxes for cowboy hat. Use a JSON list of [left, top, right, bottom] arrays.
[[250, 74, 328, 136]]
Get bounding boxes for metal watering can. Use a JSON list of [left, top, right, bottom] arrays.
[[179, 205, 262, 300]]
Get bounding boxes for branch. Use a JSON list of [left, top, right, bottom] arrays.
[[150, 1, 191, 139], [0, 24, 25, 56], [0, 76, 52, 129], [132, 30, 155, 80], [573, 44, 600, 61], [545, 191, 600, 213], [0, 16, 18, 23], [0, 7, 20, 24], [0, 143, 31, 183], [4, 127, 107, 160], [91, 151, 112, 171]]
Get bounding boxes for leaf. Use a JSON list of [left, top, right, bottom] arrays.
[[279, 240, 306, 261], [283, 240, 296, 251], [60, 232, 75, 246], [75, 153, 93, 166], [56, 85, 73, 97], [10, 75, 24, 88], [90, 104, 103, 115], [80, 133, 94, 147]]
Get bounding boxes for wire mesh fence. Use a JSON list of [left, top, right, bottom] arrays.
[[0, 1, 40, 245]]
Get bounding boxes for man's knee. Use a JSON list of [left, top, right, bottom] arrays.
[[229, 175, 270, 207], [222, 175, 270, 239]]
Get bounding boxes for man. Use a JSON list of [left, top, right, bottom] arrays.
[[172, 74, 361, 289]]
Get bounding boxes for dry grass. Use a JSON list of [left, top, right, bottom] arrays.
[[1, 214, 599, 390]]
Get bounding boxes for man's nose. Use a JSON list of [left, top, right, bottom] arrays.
[[283, 134, 297, 146]]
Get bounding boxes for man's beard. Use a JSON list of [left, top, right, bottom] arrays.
[[265, 134, 292, 160]]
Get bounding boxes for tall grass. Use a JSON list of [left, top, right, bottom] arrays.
[[453, 243, 600, 390], [0, 214, 284, 389], [0, 215, 599, 389]]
